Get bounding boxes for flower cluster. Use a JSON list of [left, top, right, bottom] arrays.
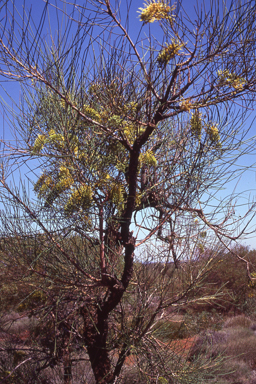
[[139, 150, 157, 167], [180, 98, 193, 112], [190, 111, 222, 148], [65, 185, 93, 212], [138, 1, 175, 24], [48, 129, 65, 146], [110, 183, 125, 205], [83, 105, 101, 121], [207, 124, 220, 144], [34, 174, 54, 198], [217, 69, 246, 91], [56, 166, 74, 191], [157, 39, 183, 68], [190, 111, 202, 138], [32, 134, 46, 154]]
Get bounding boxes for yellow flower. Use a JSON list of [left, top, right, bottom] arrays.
[[34, 174, 54, 197], [232, 78, 246, 90], [110, 183, 125, 205], [158, 378, 168, 384], [108, 115, 123, 128], [56, 178, 74, 190], [180, 98, 193, 112], [207, 124, 220, 144], [190, 111, 202, 138], [47, 129, 65, 146], [56, 165, 74, 191], [88, 82, 100, 95], [65, 185, 93, 212], [60, 98, 67, 109], [138, 1, 175, 24], [139, 150, 157, 167], [123, 123, 138, 144], [135, 192, 142, 207], [83, 105, 100, 121], [157, 39, 184, 67], [59, 165, 71, 178], [32, 134, 46, 154], [217, 69, 246, 91]]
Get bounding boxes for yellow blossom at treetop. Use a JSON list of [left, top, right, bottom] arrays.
[[138, 1, 175, 24]]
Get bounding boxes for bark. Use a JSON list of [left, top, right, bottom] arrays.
[[63, 348, 72, 384], [104, 221, 122, 268], [81, 302, 114, 384], [59, 322, 73, 384]]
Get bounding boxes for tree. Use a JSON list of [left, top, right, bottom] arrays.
[[0, 0, 256, 382]]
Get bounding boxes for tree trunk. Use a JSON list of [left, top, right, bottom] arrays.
[[87, 344, 114, 384], [81, 232, 135, 383], [63, 348, 72, 384], [81, 303, 114, 384]]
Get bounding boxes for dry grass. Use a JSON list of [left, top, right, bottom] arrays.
[[223, 315, 254, 329], [189, 314, 256, 383], [2, 310, 256, 383]]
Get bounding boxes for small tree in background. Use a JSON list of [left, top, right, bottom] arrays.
[[1, 0, 256, 382]]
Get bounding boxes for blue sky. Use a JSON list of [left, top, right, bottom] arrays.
[[1, 0, 256, 248]]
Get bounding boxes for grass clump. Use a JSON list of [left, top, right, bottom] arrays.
[[152, 319, 189, 341]]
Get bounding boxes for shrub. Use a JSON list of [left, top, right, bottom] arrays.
[[184, 309, 224, 335], [224, 327, 256, 367], [189, 315, 256, 383], [224, 315, 253, 329], [152, 319, 189, 341]]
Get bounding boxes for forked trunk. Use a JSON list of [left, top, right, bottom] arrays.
[[82, 232, 135, 383]]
